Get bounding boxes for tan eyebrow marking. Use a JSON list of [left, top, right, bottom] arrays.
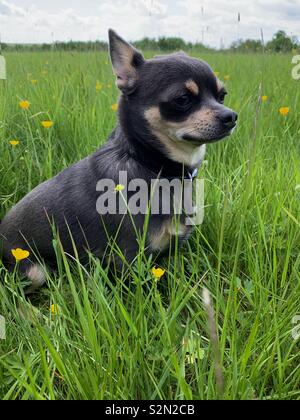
[[185, 79, 199, 96], [217, 79, 225, 92]]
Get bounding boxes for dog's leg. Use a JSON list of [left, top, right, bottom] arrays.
[[25, 264, 46, 294]]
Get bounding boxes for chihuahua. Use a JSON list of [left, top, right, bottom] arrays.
[[0, 30, 237, 292]]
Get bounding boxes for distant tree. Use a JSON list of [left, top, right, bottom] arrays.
[[5, 31, 299, 54], [134, 37, 209, 53], [191, 42, 209, 52], [134, 38, 158, 50], [41, 43, 50, 50], [0, 43, 8, 51], [266, 30, 297, 52], [157, 37, 186, 51], [230, 39, 243, 50], [230, 38, 263, 52]]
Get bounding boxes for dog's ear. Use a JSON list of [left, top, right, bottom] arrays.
[[108, 29, 145, 94]]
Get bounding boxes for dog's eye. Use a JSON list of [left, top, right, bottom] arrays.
[[219, 92, 227, 104], [174, 94, 191, 108]]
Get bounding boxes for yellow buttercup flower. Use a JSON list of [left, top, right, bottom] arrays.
[[96, 81, 102, 91], [11, 248, 30, 262], [261, 95, 268, 102], [9, 140, 20, 147], [279, 107, 289, 116], [50, 304, 60, 315], [111, 103, 118, 112], [152, 267, 166, 279], [115, 184, 125, 192], [224, 75, 230, 81], [19, 100, 30, 110], [41, 120, 54, 128], [31, 79, 38, 85]]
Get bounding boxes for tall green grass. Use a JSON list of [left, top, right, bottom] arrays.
[[0, 51, 300, 400]]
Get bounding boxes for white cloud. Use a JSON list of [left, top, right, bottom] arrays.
[[0, 0, 299, 47], [0, 0, 25, 16]]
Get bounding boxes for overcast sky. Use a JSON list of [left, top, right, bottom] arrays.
[[0, 0, 299, 48]]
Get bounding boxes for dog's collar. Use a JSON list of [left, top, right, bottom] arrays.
[[187, 168, 199, 180], [127, 148, 199, 181], [164, 168, 199, 181]]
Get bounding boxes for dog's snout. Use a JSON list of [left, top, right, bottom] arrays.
[[218, 110, 238, 129]]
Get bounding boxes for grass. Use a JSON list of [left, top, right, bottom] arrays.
[[0, 50, 300, 400]]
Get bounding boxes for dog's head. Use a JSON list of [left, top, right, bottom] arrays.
[[109, 30, 238, 166]]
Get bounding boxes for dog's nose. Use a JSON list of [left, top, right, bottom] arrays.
[[218, 110, 238, 129]]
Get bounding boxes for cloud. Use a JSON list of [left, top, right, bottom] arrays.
[[133, 0, 167, 18], [0, 0, 25, 16], [174, 0, 300, 46], [0, 0, 299, 47]]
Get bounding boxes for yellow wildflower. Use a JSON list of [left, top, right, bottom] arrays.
[[41, 120, 54, 129], [11, 248, 30, 262], [111, 103, 118, 112], [279, 107, 289, 116], [19, 100, 30, 110], [115, 184, 125, 192], [96, 81, 102, 91], [152, 267, 166, 279], [50, 304, 60, 315], [9, 140, 20, 147]]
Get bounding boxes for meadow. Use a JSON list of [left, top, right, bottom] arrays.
[[0, 50, 300, 400]]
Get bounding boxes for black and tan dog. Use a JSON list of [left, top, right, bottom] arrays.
[[0, 30, 237, 291]]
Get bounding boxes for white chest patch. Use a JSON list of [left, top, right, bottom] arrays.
[[166, 139, 207, 167], [149, 219, 190, 252]]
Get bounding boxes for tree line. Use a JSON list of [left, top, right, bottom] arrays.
[[231, 31, 298, 53], [0, 31, 298, 53]]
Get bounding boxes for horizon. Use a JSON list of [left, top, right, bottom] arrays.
[[1, 29, 295, 47], [0, 0, 299, 49]]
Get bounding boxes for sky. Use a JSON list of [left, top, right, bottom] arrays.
[[0, 0, 299, 48]]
